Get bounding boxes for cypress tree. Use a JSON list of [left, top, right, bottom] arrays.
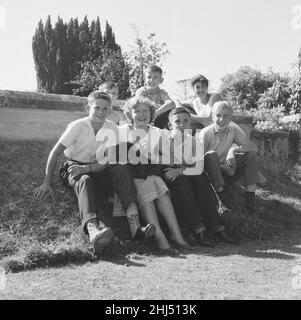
[[90, 17, 103, 61], [44, 15, 56, 92], [32, 16, 129, 95], [53, 16, 68, 93], [79, 15, 91, 62], [103, 21, 118, 51], [32, 20, 48, 92]]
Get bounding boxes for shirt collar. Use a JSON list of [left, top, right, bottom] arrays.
[[213, 124, 230, 135]]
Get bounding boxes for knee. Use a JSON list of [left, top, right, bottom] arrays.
[[78, 174, 94, 188], [204, 151, 219, 163], [245, 152, 258, 164], [111, 164, 130, 175]]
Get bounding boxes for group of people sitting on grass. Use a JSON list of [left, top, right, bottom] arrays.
[[34, 66, 260, 257]]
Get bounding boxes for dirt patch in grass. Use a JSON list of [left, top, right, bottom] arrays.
[[1, 138, 301, 273]]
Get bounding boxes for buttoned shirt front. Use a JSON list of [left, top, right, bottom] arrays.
[[58, 117, 118, 164]]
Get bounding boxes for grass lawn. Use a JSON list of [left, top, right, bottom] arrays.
[[1, 138, 301, 274]]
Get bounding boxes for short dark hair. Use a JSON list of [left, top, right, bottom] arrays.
[[148, 65, 163, 76], [87, 91, 111, 106], [168, 106, 191, 122], [191, 74, 209, 88]]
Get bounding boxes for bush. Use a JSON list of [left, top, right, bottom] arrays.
[[220, 66, 278, 111]]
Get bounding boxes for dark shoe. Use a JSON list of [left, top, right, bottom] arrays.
[[133, 223, 156, 241], [157, 247, 179, 256], [192, 231, 216, 248], [215, 230, 239, 245]]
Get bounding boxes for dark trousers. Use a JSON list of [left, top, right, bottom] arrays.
[[164, 172, 223, 234], [204, 151, 259, 190], [62, 162, 137, 234], [153, 110, 171, 129]]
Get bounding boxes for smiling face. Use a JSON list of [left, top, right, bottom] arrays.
[[131, 103, 151, 128], [146, 70, 163, 89], [212, 107, 232, 131], [88, 98, 110, 124], [169, 112, 191, 134], [193, 81, 208, 99]]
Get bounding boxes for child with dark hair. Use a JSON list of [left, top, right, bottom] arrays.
[[135, 65, 175, 129], [183, 74, 222, 129], [160, 106, 238, 246]]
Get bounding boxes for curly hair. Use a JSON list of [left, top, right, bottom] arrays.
[[124, 97, 157, 124]]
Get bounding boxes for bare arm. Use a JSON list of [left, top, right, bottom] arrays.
[[34, 142, 66, 198], [190, 113, 212, 126], [155, 100, 175, 117]]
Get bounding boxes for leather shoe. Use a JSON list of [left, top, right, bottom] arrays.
[[133, 223, 156, 241]]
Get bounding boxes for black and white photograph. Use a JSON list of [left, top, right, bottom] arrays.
[[0, 0, 301, 302]]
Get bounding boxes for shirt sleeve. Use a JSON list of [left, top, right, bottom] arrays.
[[58, 121, 80, 148]]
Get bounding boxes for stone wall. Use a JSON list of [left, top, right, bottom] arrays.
[[1, 90, 300, 174], [251, 128, 301, 175], [0, 89, 87, 111]]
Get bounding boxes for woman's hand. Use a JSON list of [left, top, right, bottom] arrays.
[[164, 167, 183, 182], [34, 183, 53, 199]]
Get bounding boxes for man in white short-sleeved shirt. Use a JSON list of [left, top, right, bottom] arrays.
[[34, 91, 155, 257]]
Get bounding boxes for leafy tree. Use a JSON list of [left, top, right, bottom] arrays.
[[219, 66, 278, 111], [72, 48, 130, 99], [125, 26, 171, 95]]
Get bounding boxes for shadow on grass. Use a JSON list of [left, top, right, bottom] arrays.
[[1, 139, 301, 272], [2, 241, 150, 273]]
